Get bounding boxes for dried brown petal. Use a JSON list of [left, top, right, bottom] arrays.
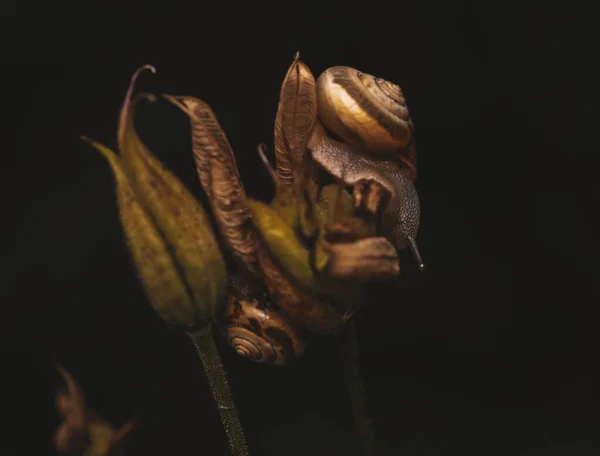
[[274, 52, 318, 184], [324, 237, 400, 281]]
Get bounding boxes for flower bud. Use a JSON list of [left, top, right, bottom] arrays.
[[83, 65, 226, 329]]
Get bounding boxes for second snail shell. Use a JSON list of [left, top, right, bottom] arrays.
[[316, 66, 414, 154], [217, 275, 307, 366]]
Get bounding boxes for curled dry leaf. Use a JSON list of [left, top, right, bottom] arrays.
[[163, 95, 262, 277], [313, 183, 398, 281]]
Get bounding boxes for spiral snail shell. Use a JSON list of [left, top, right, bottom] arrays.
[[316, 66, 414, 155], [217, 275, 307, 366]]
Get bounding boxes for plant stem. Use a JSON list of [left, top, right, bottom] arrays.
[[336, 319, 376, 456], [187, 328, 249, 456]]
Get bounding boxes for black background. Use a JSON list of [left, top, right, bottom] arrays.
[[4, 1, 597, 455]]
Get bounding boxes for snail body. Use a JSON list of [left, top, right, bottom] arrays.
[[308, 121, 421, 260]]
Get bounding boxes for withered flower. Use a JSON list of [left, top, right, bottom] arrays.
[[81, 51, 423, 456], [54, 364, 135, 456]]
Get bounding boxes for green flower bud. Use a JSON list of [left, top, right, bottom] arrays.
[[82, 65, 226, 330]]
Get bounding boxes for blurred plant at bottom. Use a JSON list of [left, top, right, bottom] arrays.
[[54, 364, 135, 456]]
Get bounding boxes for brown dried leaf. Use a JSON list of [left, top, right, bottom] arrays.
[[324, 237, 400, 282], [164, 95, 262, 277], [274, 52, 317, 184]]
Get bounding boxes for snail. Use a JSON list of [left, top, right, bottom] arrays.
[[217, 274, 307, 365], [307, 66, 425, 270]]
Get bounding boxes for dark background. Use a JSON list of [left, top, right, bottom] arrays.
[[4, 1, 597, 455]]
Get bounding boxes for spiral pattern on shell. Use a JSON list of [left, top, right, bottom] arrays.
[[315, 66, 414, 154], [217, 276, 307, 366], [225, 325, 291, 364]]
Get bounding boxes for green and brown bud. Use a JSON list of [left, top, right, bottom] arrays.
[[82, 65, 226, 330]]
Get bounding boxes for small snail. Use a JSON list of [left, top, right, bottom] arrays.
[[307, 66, 425, 270], [217, 274, 307, 365]]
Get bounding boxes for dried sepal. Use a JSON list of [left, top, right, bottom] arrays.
[[274, 52, 318, 184], [313, 184, 400, 281], [163, 95, 262, 277], [255, 245, 351, 333], [322, 237, 400, 281]]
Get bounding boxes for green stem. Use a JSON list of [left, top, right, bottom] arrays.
[[336, 319, 376, 456], [187, 328, 249, 456]]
